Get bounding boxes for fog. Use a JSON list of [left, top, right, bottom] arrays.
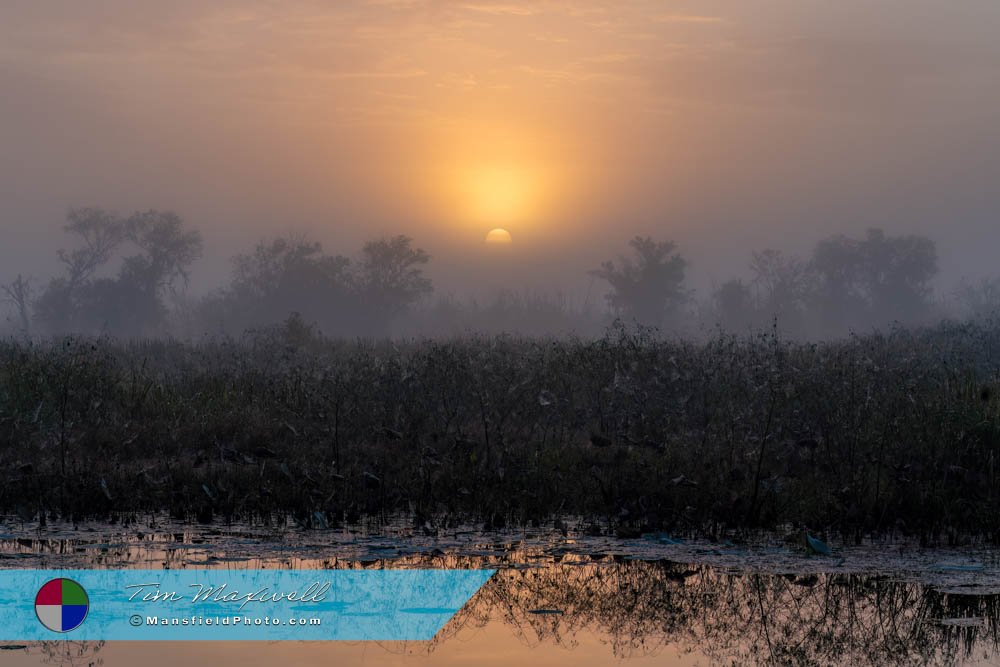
[[2, 1, 1000, 338]]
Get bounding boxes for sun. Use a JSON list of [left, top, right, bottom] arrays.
[[485, 228, 512, 244]]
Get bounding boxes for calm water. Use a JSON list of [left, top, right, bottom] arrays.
[[1, 519, 999, 666]]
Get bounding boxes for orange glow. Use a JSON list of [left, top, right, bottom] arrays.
[[461, 165, 538, 224], [413, 118, 587, 244]]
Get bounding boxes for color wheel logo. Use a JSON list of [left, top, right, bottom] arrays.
[[35, 578, 89, 633]]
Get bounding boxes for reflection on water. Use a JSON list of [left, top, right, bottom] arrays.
[[1, 522, 999, 666]]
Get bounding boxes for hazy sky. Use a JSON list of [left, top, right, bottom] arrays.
[[2, 0, 1000, 298]]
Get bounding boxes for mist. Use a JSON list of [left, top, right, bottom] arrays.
[[3, 1, 1000, 338]]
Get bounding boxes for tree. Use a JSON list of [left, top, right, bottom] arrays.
[[96, 210, 204, 335], [859, 228, 937, 323], [34, 208, 127, 334], [591, 237, 689, 328], [56, 208, 128, 290], [810, 234, 868, 332], [809, 228, 937, 330], [34, 208, 202, 336], [354, 235, 432, 332], [750, 249, 810, 334], [1, 274, 32, 338], [124, 210, 203, 296], [213, 236, 353, 334]]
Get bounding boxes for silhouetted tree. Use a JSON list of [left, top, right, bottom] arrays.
[[34, 208, 201, 336], [1, 274, 32, 338], [861, 228, 937, 323], [57, 208, 128, 289], [124, 210, 202, 295], [34, 208, 127, 333], [355, 235, 432, 333], [810, 228, 937, 330], [201, 234, 432, 337], [811, 234, 868, 332], [207, 236, 353, 334], [592, 237, 689, 328], [97, 210, 203, 335], [749, 249, 810, 334]]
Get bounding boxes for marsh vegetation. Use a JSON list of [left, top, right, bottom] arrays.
[[2, 319, 1000, 541]]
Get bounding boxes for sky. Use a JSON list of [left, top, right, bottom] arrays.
[[2, 0, 1000, 299]]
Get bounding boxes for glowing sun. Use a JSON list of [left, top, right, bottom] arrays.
[[485, 228, 512, 244]]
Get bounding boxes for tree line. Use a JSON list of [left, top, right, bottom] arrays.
[[2, 207, 996, 339], [596, 229, 945, 338], [3, 208, 432, 339]]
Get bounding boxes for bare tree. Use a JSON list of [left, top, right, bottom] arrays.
[[57, 208, 127, 290], [1, 274, 32, 338], [124, 210, 203, 295], [35, 208, 127, 333], [35, 208, 202, 336]]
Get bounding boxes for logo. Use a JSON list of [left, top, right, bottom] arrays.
[[35, 578, 89, 633]]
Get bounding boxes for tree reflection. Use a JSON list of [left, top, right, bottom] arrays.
[[33, 641, 105, 667], [9, 560, 999, 666], [432, 559, 1000, 665]]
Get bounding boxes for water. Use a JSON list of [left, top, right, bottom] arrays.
[[1, 518, 999, 666]]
